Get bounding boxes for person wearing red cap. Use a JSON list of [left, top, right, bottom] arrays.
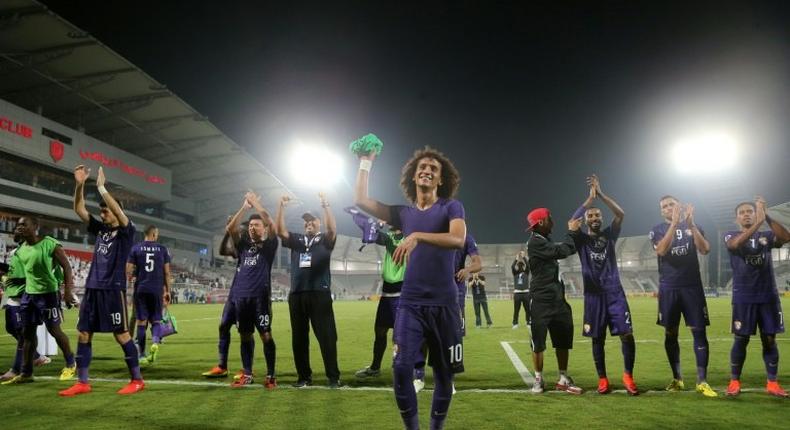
[[526, 207, 583, 394]]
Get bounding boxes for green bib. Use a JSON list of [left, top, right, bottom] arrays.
[[16, 236, 61, 294]]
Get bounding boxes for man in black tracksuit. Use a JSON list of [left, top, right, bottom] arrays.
[[526, 207, 583, 395]]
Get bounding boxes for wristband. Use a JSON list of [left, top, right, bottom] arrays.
[[359, 159, 372, 172], [98, 185, 108, 196]]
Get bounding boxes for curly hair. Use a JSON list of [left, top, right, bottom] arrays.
[[399, 146, 461, 203]]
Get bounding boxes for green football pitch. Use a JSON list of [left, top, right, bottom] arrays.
[[2, 296, 789, 429]]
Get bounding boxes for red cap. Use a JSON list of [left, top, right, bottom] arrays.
[[526, 208, 551, 230]]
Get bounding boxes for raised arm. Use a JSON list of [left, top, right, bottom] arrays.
[[726, 200, 765, 251], [529, 220, 580, 261], [354, 154, 394, 223], [655, 205, 680, 257], [685, 204, 710, 255], [245, 191, 277, 237], [218, 230, 237, 258], [96, 167, 129, 227], [276, 195, 291, 242], [591, 174, 625, 229], [226, 198, 250, 247], [73, 165, 91, 223], [392, 218, 466, 265], [319, 192, 337, 243]]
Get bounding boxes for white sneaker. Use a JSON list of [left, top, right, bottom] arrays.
[[531, 377, 545, 394], [34, 356, 52, 367], [413, 378, 425, 393], [512, 324, 518, 329]]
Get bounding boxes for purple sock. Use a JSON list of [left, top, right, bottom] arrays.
[[430, 370, 454, 430], [76, 342, 92, 383], [691, 329, 709, 382], [621, 336, 636, 375], [592, 337, 607, 377], [121, 340, 143, 380], [240, 337, 254, 375], [264, 338, 276, 377], [730, 335, 749, 380], [64, 352, 76, 367], [761, 335, 779, 381], [151, 322, 162, 344], [136, 325, 147, 356], [218, 331, 231, 369], [664, 334, 682, 379], [394, 362, 419, 430], [414, 366, 425, 381]]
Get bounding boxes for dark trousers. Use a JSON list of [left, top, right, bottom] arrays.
[[473, 298, 492, 326], [288, 292, 340, 382], [513, 292, 531, 325]]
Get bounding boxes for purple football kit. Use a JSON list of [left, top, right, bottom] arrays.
[[649, 221, 709, 328], [79, 216, 136, 334], [232, 235, 278, 334], [724, 230, 784, 336], [74, 216, 139, 385], [570, 222, 633, 338], [389, 198, 465, 428], [128, 241, 171, 322]]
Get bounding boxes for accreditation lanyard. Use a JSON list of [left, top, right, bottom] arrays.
[[299, 234, 321, 268]]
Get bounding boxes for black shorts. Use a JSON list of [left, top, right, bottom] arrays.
[[529, 300, 574, 353]]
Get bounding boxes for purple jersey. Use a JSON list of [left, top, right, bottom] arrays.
[[390, 198, 465, 306], [454, 233, 479, 294], [724, 230, 780, 304], [128, 241, 171, 294], [649, 221, 704, 290], [231, 235, 277, 298], [571, 224, 622, 294], [86, 216, 136, 290]]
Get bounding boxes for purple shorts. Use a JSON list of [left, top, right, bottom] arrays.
[[4, 303, 24, 335], [656, 287, 710, 328], [235, 295, 272, 334], [77, 288, 129, 333], [457, 286, 467, 335], [732, 302, 785, 336], [582, 290, 633, 338], [374, 295, 400, 329], [134, 292, 163, 323], [20, 292, 63, 327], [393, 304, 464, 374]]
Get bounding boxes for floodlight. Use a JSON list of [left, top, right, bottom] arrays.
[[671, 132, 737, 175], [288, 143, 344, 186]]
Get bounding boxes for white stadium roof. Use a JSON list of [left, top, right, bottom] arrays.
[[0, 0, 295, 230]]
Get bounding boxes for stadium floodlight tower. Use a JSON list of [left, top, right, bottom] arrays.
[[672, 131, 748, 293]]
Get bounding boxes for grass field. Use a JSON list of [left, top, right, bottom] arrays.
[[2, 296, 790, 429]]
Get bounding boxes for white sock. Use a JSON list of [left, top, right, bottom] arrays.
[[559, 371, 570, 384], [535, 371, 542, 380]]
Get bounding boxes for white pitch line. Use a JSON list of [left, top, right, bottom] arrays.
[[499, 341, 535, 386]]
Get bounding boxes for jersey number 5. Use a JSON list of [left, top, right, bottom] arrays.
[[145, 253, 155, 272]]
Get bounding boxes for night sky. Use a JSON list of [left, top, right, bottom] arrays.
[[41, 0, 790, 243]]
